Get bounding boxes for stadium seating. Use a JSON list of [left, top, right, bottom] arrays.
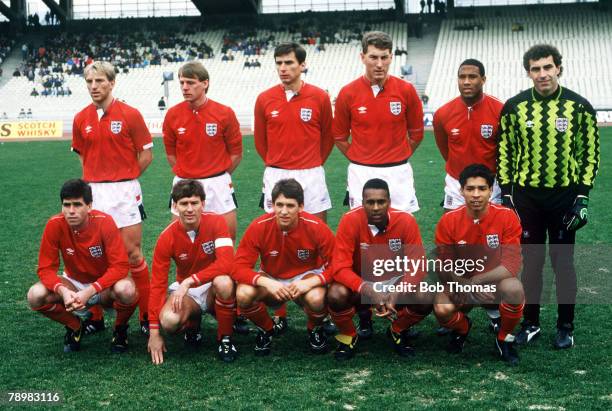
[[3, 4, 609, 127], [425, 6, 612, 110], [0, 21, 409, 128]]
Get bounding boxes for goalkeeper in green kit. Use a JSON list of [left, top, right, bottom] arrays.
[[496, 44, 600, 349]]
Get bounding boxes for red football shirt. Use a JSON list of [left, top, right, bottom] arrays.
[[333, 207, 427, 293], [435, 204, 522, 277], [37, 210, 129, 294], [233, 212, 335, 285], [433, 94, 503, 179], [163, 99, 242, 178], [332, 75, 424, 165], [72, 99, 153, 182], [149, 212, 234, 329], [254, 83, 334, 169]]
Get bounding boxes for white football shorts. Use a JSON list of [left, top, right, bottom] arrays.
[[171, 173, 236, 216], [347, 162, 419, 213], [168, 281, 213, 313], [262, 166, 332, 214], [90, 179, 144, 228]]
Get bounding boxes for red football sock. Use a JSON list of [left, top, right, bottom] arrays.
[[241, 302, 274, 332], [215, 297, 236, 340], [498, 301, 524, 341], [33, 303, 80, 331], [391, 307, 426, 334], [113, 300, 137, 327], [440, 311, 470, 335], [274, 304, 287, 318], [304, 306, 327, 331], [330, 307, 357, 337], [89, 305, 104, 321], [130, 259, 150, 321]]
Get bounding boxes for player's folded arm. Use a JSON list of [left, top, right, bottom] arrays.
[[333, 267, 363, 294], [192, 244, 234, 285]]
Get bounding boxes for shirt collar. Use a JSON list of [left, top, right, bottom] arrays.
[[367, 211, 391, 236], [532, 85, 562, 102]]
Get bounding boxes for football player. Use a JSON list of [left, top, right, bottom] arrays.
[[328, 178, 433, 360], [233, 179, 334, 355], [433, 164, 524, 365], [333, 31, 424, 213], [433, 59, 503, 211], [72, 61, 153, 336], [27, 179, 137, 353], [147, 180, 237, 364], [162, 61, 242, 240]]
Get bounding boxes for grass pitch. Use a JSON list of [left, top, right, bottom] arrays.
[[0, 130, 610, 410]]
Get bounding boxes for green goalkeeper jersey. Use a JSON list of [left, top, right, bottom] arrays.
[[497, 86, 600, 196]]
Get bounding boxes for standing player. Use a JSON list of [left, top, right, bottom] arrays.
[[72, 61, 153, 335], [328, 179, 433, 360], [254, 42, 334, 327], [147, 180, 237, 364], [497, 44, 600, 349], [233, 179, 334, 355], [163, 61, 242, 240], [433, 59, 503, 211], [433, 59, 504, 335], [27, 179, 138, 353], [433, 164, 524, 365], [254, 42, 333, 222], [333, 31, 424, 212]]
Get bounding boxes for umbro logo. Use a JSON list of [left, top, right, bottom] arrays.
[[179, 253, 188, 260], [269, 250, 279, 257], [451, 128, 460, 135], [178, 127, 186, 135], [457, 240, 467, 245], [271, 110, 279, 118], [85, 126, 92, 134], [357, 106, 367, 114], [526, 121, 534, 128], [66, 248, 75, 255]]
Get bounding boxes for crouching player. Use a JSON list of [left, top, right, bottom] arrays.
[[147, 180, 237, 364], [433, 164, 524, 365], [27, 179, 137, 353], [233, 179, 335, 355], [328, 179, 433, 360]]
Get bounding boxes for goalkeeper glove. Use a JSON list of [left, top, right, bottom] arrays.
[[563, 195, 589, 231]]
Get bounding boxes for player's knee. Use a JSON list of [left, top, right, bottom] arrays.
[[27, 282, 48, 309], [212, 275, 234, 299], [304, 287, 327, 312], [433, 303, 455, 322], [499, 278, 525, 304], [113, 279, 137, 304], [159, 308, 181, 333], [236, 284, 257, 308], [327, 283, 351, 311]]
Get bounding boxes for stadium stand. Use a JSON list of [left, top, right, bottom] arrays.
[[425, 5, 612, 110], [1, 4, 610, 127], [0, 15, 409, 128]]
